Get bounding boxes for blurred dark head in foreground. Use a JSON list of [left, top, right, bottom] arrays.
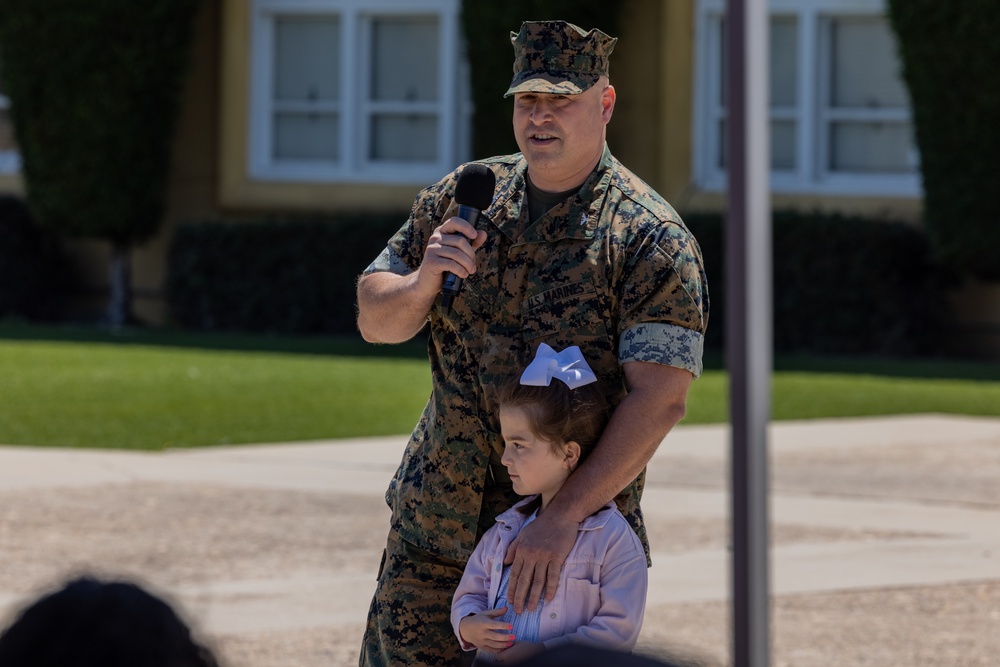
[[0, 576, 218, 667]]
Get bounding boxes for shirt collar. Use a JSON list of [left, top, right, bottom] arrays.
[[486, 145, 613, 243], [496, 495, 618, 531]]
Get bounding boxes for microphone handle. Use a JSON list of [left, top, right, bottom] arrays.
[[440, 204, 482, 313]]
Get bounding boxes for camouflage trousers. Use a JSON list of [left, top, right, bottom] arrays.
[[360, 529, 476, 667]]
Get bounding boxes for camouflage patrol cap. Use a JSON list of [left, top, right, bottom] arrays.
[[504, 20, 618, 98]]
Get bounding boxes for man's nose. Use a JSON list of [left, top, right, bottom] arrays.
[[530, 100, 552, 121]]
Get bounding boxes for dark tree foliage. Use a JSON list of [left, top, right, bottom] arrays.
[[0, 0, 202, 325], [887, 1, 1000, 280], [461, 1, 621, 160]]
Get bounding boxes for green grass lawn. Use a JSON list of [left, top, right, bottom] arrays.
[[0, 326, 432, 449], [1, 324, 998, 450]]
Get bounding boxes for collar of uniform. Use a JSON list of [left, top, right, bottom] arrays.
[[484, 145, 613, 243]]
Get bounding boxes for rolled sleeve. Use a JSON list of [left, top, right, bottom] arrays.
[[363, 246, 413, 276], [619, 322, 704, 378], [616, 222, 709, 378]]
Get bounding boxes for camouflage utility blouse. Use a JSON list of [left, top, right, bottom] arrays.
[[364, 145, 709, 562]]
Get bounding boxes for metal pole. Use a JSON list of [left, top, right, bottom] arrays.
[[725, 0, 772, 666]]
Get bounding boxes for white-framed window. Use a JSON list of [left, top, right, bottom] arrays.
[[0, 54, 21, 174], [694, 0, 920, 197], [249, 0, 469, 184]]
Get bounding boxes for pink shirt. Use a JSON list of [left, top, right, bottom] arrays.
[[451, 496, 648, 653]]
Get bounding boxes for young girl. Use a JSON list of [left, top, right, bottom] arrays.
[[451, 344, 648, 664]]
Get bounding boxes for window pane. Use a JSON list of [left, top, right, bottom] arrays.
[[372, 17, 439, 102], [772, 120, 795, 170], [718, 16, 797, 108], [771, 16, 797, 107], [718, 119, 726, 169], [830, 121, 915, 173], [274, 113, 339, 160], [371, 114, 437, 161], [275, 17, 340, 102], [719, 119, 796, 171], [831, 17, 907, 108]]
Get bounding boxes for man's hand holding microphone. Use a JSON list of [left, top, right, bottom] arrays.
[[355, 164, 495, 343], [430, 164, 496, 313]]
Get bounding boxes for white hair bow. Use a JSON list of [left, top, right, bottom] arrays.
[[519, 343, 598, 390]]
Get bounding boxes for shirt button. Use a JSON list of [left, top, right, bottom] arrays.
[[496, 564, 502, 572], [504, 526, 512, 531], [550, 613, 557, 619]]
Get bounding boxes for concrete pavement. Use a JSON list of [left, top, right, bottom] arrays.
[[1, 414, 999, 665]]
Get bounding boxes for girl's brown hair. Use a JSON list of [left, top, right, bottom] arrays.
[[495, 376, 610, 462]]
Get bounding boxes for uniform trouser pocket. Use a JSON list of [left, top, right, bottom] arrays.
[[360, 529, 470, 667]]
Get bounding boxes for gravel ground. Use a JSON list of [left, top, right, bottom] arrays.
[[2, 417, 999, 666], [639, 581, 1000, 667], [0, 483, 379, 666], [2, 481, 997, 667]]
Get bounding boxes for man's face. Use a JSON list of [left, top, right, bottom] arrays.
[[512, 79, 615, 193]]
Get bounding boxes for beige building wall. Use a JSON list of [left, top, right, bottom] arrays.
[[4, 0, 995, 354], [0, 172, 22, 196], [605, 0, 667, 192], [132, 0, 223, 324], [605, 0, 694, 208]]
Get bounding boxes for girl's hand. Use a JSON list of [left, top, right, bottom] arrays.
[[458, 607, 515, 651]]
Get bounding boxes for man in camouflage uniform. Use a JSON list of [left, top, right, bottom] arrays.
[[356, 20, 709, 666]]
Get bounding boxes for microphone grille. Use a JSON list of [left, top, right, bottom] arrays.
[[455, 164, 497, 210]]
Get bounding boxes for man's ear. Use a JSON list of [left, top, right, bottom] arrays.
[[563, 441, 582, 470], [601, 84, 616, 123]]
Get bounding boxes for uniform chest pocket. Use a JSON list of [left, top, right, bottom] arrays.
[[521, 281, 611, 347]]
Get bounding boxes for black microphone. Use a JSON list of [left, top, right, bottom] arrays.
[[440, 164, 496, 313]]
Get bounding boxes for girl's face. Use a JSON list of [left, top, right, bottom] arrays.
[[499, 406, 579, 509]]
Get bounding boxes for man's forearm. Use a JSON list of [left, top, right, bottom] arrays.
[[545, 365, 692, 523], [547, 394, 684, 522], [356, 271, 437, 343]]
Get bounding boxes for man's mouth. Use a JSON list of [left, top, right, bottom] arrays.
[[530, 133, 557, 143]]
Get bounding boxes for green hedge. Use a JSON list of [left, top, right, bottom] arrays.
[[685, 211, 939, 356], [166, 215, 405, 334], [0, 0, 203, 325], [168, 211, 940, 356], [887, 1, 1000, 280], [0, 196, 70, 321], [0, 0, 201, 246]]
